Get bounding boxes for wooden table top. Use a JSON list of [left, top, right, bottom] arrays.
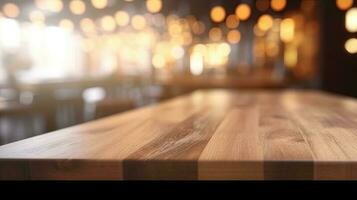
[[1, 89, 357, 180]]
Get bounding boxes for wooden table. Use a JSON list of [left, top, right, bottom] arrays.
[[0, 90, 357, 180]]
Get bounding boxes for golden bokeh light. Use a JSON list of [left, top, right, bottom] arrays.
[[152, 54, 166, 68], [192, 21, 206, 35], [115, 11, 130, 27], [131, 15, 147, 30], [146, 0, 163, 13], [209, 27, 223, 42], [280, 18, 295, 43], [227, 30, 241, 44], [70, 0, 86, 15], [346, 8, 357, 32], [59, 19, 75, 32], [80, 18, 96, 34], [258, 14, 274, 31], [48, 0, 64, 13], [2, 3, 20, 18], [235, 4, 251, 21], [226, 15, 240, 29], [210, 6, 226, 23], [345, 38, 357, 54], [29, 10, 45, 24], [336, 0, 354, 11], [271, 0, 287, 12], [91, 0, 108, 9], [100, 15, 116, 32], [284, 45, 298, 68]]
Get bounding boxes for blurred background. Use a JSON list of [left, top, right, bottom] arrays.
[[0, 0, 356, 145]]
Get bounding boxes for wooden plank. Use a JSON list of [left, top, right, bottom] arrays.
[[198, 105, 263, 180], [0, 90, 356, 180]]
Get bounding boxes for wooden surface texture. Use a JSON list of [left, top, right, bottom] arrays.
[[1, 90, 357, 180]]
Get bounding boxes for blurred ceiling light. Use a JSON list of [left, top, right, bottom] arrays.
[[2, 3, 20, 18], [227, 30, 241, 44], [100, 15, 116, 32], [226, 15, 239, 29], [91, 0, 108, 9], [193, 44, 207, 54], [235, 4, 251, 21], [258, 14, 274, 31], [80, 18, 96, 34], [35, 0, 48, 10], [209, 27, 223, 42], [256, 0, 270, 12], [115, 11, 130, 26], [218, 43, 231, 56], [284, 45, 298, 68], [271, 0, 287, 12], [152, 54, 166, 68], [345, 38, 357, 53], [48, 0, 64, 13], [70, 0, 86, 15], [280, 18, 295, 43], [146, 0, 162, 13], [59, 19, 74, 32], [192, 21, 206, 35], [29, 10, 45, 24], [131, 15, 146, 30], [171, 46, 185, 59], [254, 25, 265, 37], [0, 18, 21, 49], [190, 52, 204, 76], [210, 6, 226, 23], [124, 0, 134, 2], [336, 0, 354, 10], [346, 8, 357, 32]]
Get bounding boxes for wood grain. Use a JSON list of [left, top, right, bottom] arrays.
[[1, 89, 357, 180]]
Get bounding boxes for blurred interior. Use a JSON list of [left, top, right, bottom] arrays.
[[0, 0, 356, 145]]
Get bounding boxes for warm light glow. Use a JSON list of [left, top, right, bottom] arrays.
[[80, 18, 96, 34], [131, 15, 146, 30], [210, 6, 226, 23], [171, 46, 185, 59], [152, 54, 166, 68], [192, 21, 206, 35], [258, 14, 274, 31], [70, 0, 86, 15], [2, 3, 20, 18], [271, 0, 287, 12], [336, 0, 354, 10], [0, 18, 21, 49], [100, 15, 116, 32], [35, 0, 48, 10], [280, 18, 295, 43], [48, 0, 64, 13], [91, 0, 108, 9], [115, 11, 130, 26], [190, 52, 204, 75], [29, 10, 45, 25], [59, 19, 74, 32], [346, 8, 357, 32], [226, 15, 239, 29], [345, 38, 357, 54], [227, 30, 241, 44], [235, 4, 251, 21], [209, 27, 223, 42], [146, 0, 163, 13], [284, 45, 298, 68]]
